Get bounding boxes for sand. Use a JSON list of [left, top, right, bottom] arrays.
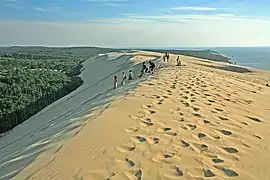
[[14, 52, 270, 180]]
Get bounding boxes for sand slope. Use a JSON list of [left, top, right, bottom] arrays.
[[14, 53, 270, 180]]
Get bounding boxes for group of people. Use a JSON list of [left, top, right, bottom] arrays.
[[139, 60, 156, 77], [163, 53, 170, 62], [113, 70, 134, 89], [113, 60, 156, 89]]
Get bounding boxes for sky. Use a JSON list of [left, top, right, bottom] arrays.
[[0, 0, 270, 47]]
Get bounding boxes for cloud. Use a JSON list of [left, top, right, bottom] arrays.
[[1, 17, 270, 47], [81, 0, 129, 6], [5, 0, 24, 9], [118, 13, 251, 23], [170, 6, 218, 11], [34, 5, 61, 12]]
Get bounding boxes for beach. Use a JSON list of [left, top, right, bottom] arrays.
[[11, 51, 270, 179]]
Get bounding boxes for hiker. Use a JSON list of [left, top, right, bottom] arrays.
[[139, 62, 147, 77], [145, 61, 149, 73], [128, 70, 134, 80], [167, 53, 170, 61], [113, 75, 118, 89], [121, 72, 127, 85], [176, 56, 181, 66], [149, 61, 156, 73]]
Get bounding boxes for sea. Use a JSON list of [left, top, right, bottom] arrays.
[[211, 47, 270, 71], [141, 47, 270, 71]]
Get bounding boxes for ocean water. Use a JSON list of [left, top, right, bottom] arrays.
[[136, 47, 270, 71], [211, 47, 270, 71]]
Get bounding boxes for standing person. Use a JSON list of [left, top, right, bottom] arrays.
[[128, 70, 134, 80], [145, 61, 150, 73], [176, 56, 182, 66], [149, 61, 156, 73], [121, 72, 127, 85], [139, 62, 147, 77], [167, 53, 170, 62], [113, 75, 118, 89]]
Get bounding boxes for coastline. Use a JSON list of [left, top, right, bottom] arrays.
[[13, 52, 270, 180]]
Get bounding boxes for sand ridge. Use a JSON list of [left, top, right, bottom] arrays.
[[14, 52, 270, 180]]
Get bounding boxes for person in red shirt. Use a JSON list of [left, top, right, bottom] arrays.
[[114, 75, 118, 89]]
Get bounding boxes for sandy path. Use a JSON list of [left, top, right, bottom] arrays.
[[14, 53, 270, 180]]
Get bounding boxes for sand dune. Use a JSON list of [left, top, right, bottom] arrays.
[[14, 52, 270, 180]]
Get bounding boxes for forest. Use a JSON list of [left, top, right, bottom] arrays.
[[0, 46, 116, 133]]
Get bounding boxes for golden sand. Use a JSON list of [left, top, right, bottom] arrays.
[[14, 52, 270, 180]]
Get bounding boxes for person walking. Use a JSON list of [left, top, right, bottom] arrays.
[[121, 72, 127, 85], [128, 70, 134, 80], [113, 75, 118, 89], [149, 61, 156, 73], [139, 62, 147, 77]]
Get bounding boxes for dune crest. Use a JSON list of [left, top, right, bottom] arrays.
[[14, 52, 270, 180]]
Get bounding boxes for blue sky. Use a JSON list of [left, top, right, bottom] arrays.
[[1, 0, 270, 21], [0, 0, 270, 47]]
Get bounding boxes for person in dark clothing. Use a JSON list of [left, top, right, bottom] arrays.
[[149, 61, 155, 73], [128, 70, 134, 80], [139, 62, 147, 77]]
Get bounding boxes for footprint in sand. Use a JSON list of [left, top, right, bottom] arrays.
[[198, 133, 207, 139], [204, 120, 211, 124], [223, 147, 238, 153], [183, 96, 188, 99], [191, 99, 196, 103], [192, 112, 202, 118], [191, 143, 208, 152], [204, 169, 215, 177], [212, 157, 225, 163], [158, 99, 164, 104], [186, 124, 197, 130], [215, 108, 224, 112], [164, 128, 177, 136], [253, 134, 262, 139], [116, 144, 136, 153], [193, 107, 200, 112], [247, 116, 262, 123], [181, 140, 190, 147], [175, 166, 184, 176], [208, 99, 216, 103], [125, 158, 135, 167], [214, 166, 238, 177], [182, 101, 190, 107], [163, 95, 169, 99], [153, 137, 159, 144], [124, 127, 140, 133], [242, 122, 248, 125], [148, 109, 157, 114], [137, 136, 147, 143], [220, 130, 232, 136], [219, 116, 229, 121], [140, 118, 154, 126], [164, 153, 174, 159], [135, 169, 142, 180]]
